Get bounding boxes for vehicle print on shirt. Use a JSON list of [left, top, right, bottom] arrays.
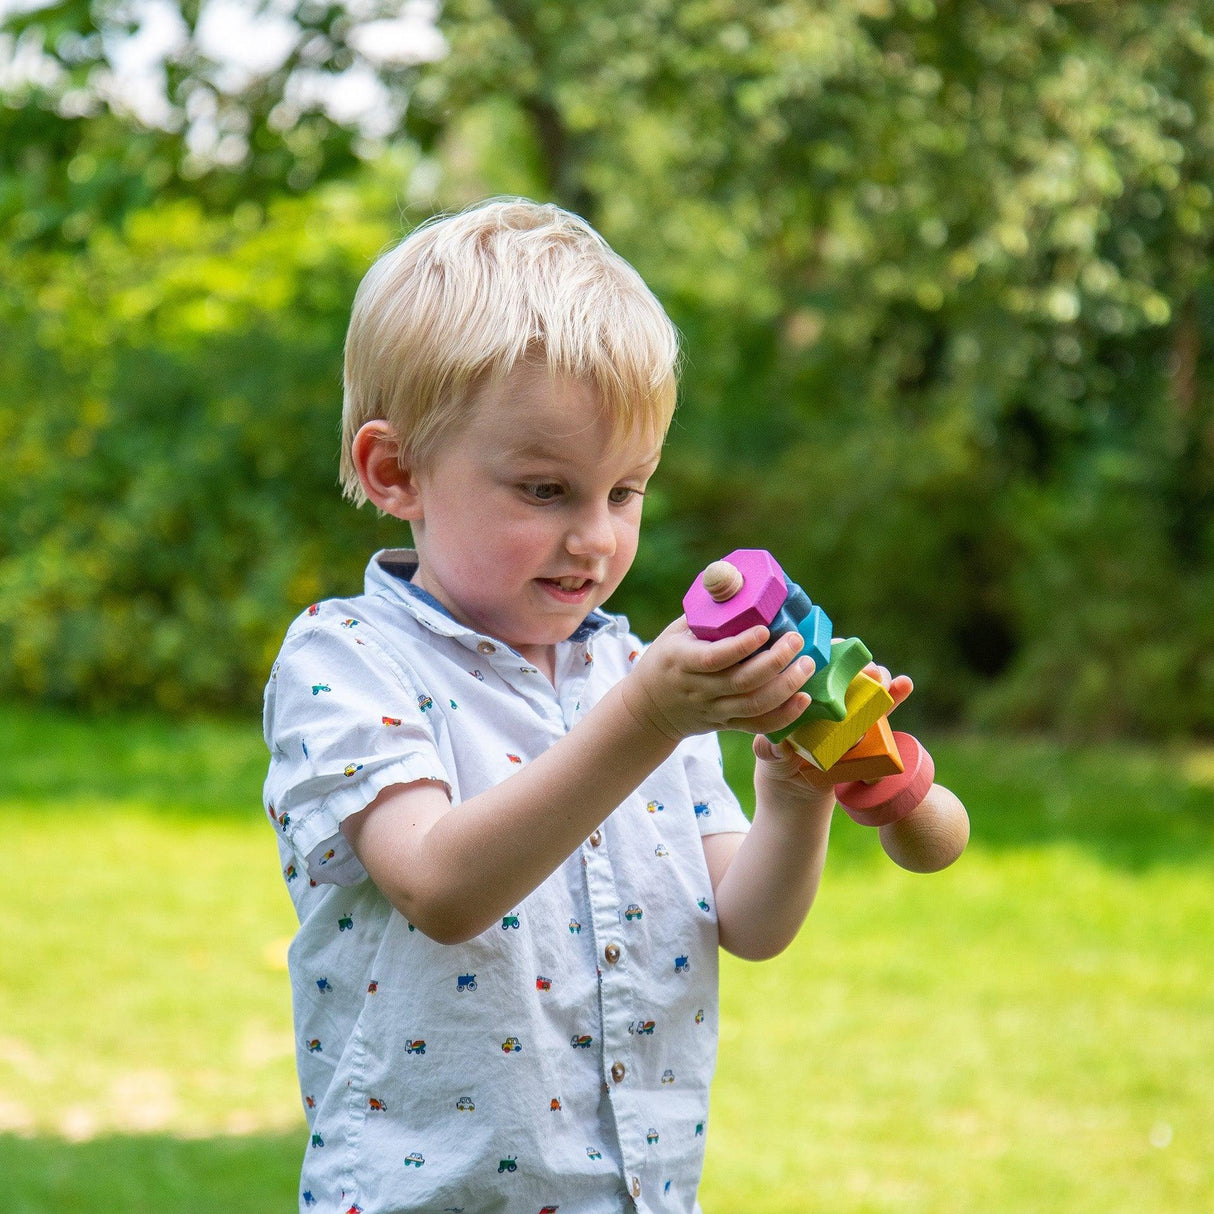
[[536, 975, 552, 991], [311, 683, 330, 695], [340, 618, 359, 629], [403, 1152, 425, 1167], [278, 813, 291, 831], [570, 1035, 593, 1049], [417, 693, 434, 712], [646, 800, 663, 813], [382, 716, 402, 726], [337, 913, 353, 932], [303, 1191, 317, 1207], [501, 913, 520, 930], [506, 753, 522, 764], [368, 1097, 387, 1111], [319, 848, 336, 866], [661, 1069, 676, 1085], [539, 1206, 559, 1214], [695, 1121, 705, 1136], [630, 1019, 656, 1036], [346, 1205, 363, 1214], [697, 897, 711, 913], [367, 980, 378, 993], [455, 1095, 475, 1111], [695, 1008, 705, 1024], [586, 1146, 602, 1160], [497, 1156, 518, 1173], [694, 800, 711, 818], [306, 1039, 322, 1053], [405, 1039, 426, 1054], [674, 955, 690, 973], [654, 843, 669, 858], [343, 763, 363, 778], [305, 1095, 315, 1109], [501, 1036, 523, 1053], [285, 864, 297, 882], [307, 604, 319, 617], [568, 919, 582, 934], [310, 1132, 324, 1147], [316, 978, 332, 993], [457, 973, 478, 992], [647, 1128, 660, 1145], [549, 1097, 562, 1111], [624, 904, 643, 921]]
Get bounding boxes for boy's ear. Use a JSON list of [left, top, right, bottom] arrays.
[[350, 420, 424, 521]]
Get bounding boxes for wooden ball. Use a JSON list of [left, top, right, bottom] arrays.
[[878, 783, 969, 873], [701, 560, 744, 603]]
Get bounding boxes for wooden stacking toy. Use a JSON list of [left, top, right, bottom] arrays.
[[684, 550, 969, 873]]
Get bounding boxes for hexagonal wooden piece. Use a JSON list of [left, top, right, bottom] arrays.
[[684, 549, 787, 642]]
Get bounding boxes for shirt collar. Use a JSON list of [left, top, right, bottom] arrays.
[[365, 548, 620, 647]]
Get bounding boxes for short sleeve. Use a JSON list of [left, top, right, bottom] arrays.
[[679, 730, 751, 837], [262, 620, 452, 886]]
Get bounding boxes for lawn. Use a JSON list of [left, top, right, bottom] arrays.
[[2, 705, 1211, 1212]]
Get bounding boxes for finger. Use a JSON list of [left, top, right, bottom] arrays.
[[693, 624, 772, 673], [863, 661, 892, 689], [887, 674, 914, 712], [726, 689, 811, 736], [730, 637, 812, 696]]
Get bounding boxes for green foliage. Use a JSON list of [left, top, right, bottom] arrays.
[[2, 1, 1212, 732]]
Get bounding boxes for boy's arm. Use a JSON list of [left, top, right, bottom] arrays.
[[340, 621, 814, 944], [705, 666, 914, 961]]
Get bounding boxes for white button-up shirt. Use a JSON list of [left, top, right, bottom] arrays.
[[263, 550, 751, 1214]]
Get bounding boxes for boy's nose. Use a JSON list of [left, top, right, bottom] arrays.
[[566, 506, 617, 558]]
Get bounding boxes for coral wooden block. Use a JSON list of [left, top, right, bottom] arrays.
[[783, 673, 894, 772], [836, 732, 935, 827], [683, 549, 787, 642], [824, 716, 904, 783]]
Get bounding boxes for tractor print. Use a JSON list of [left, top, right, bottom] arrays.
[[498, 1157, 518, 1173], [694, 801, 711, 818], [311, 684, 330, 695], [674, 955, 690, 973], [338, 914, 354, 931], [316, 978, 332, 993], [507, 753, 522, 764], [285, 864, 297, 882], [457, 973, 478, 992], [502, 913, 520, 930], [697, 897, 711, 913], [311, 1132, 324, 1148]]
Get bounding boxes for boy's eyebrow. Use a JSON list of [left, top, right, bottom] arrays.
[[500, 437, 664, 471]]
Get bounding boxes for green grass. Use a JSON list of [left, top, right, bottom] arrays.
[[2, 705, 1212, 1211]]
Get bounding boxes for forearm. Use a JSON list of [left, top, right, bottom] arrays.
[[712, 786, 835, 961], [350, 680, 679, 943]]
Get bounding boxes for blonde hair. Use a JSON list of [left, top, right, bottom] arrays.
[[340, 198, 681, 504]]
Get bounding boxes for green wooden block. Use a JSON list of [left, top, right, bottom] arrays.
[[767, 637, 872, 743]]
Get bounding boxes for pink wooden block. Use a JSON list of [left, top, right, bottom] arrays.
[[683, 548, 787, 642], [836, 732, 935, 827]]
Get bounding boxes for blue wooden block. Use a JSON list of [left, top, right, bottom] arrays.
[[763, 577, 832, 670]]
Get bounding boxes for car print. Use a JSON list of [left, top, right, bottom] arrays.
[[502, 1036, 523, 1053], [695, 1009, 704, 1024], [417, 694, 433, 712], [456, 1096, 475, 1111], [654, 844, 669, 858], [646, 800, 664, 813], [343, 763, 363, 777], [536, 976, 552, 991], [661, 1069, 675, 1085], [403, 1152, 425, 1167], [586, 1147, 602, 1160], [624, 905, 642, 921], [569, 919, 582, 934], [382, 716, 402, 726], [405, 1039, 426, 1054], [647, 1128, 659, 1145], [570, 1034, 593, 1049], [498, 1156, 518, 1173]]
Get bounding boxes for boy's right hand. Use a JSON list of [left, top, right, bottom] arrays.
[[620, 616, 815, 743]]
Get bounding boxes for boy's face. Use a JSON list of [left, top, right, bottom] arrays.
[[407, 363, 662, 678]]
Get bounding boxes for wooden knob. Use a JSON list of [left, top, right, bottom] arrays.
[[878, 783, 969, 873], [701, 560, 743, 602]]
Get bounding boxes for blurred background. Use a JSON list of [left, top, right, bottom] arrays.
[[1, 2, 1211, 1211]]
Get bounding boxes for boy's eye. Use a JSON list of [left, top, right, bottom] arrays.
[[525, 482, 562, 501], [608, 486, 641, 505]]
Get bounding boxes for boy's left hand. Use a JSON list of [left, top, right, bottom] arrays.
[[751, 661, 913, 801]]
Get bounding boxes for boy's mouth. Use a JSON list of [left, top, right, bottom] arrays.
[[538, 576, 595, 601]]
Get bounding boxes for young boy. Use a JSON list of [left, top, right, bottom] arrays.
[[263, 199, 894, 1213]]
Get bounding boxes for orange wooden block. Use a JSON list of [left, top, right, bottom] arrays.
[[822, 716, 904, 782], [785, 673, 894, 772]]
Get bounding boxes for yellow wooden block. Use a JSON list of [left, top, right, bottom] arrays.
[[821, 715, 904, 782], [785, 673, 894, 772]]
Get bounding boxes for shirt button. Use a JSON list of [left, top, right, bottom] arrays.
[[476, 640, 496, 655], [604, 943, 621, 965], [588, 829, 602, 847], [610, 1061, 626, 1083], [631, 1176, 642, 1198]]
